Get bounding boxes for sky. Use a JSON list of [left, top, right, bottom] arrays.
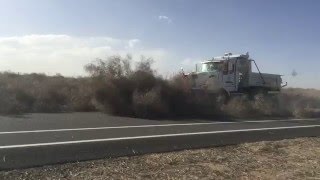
[[0, 0, 319, 88]]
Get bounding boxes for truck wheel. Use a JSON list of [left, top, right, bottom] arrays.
[[249, 88, 268, 100], [215, 91, 229, 106]]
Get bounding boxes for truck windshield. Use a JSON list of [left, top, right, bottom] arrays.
[[200, 62, 219, 72]]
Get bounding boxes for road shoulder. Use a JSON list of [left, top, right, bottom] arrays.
[[2, 137, 320, 179]]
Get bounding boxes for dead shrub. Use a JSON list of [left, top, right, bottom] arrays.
[[132, 88, 169, 118], [85, 55, 222, 119], [0, 72, 95, 114], [0, 86, 21, 114]]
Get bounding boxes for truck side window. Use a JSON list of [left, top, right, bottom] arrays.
[[229, 64, 235, 74], [223, 62, 228, 75], [223, 61, 234, 74], [229, 62, 234, 74]]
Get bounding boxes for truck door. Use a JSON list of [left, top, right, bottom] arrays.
[[222, 60, 237, 92]]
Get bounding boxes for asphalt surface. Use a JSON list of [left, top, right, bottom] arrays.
[[0, 112, 320, 170]]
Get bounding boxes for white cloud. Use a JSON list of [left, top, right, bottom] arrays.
[[127, 39, 140, 48], [180, 57, 202, 72], [181, 58, 194, 66], [0, 35, 169, 76], [158, 15, 172, 23]]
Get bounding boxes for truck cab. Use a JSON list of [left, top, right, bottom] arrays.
[[188, 52, 284, 97]]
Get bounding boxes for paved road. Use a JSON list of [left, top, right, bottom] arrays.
[[0, 112, 320, 170]]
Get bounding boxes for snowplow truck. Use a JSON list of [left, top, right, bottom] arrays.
[[185, 52, 286, 104]]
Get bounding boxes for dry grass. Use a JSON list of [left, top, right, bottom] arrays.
[[283, 88, 320, 98], [2, 137, 320, 180], [222, 92, 320, 119], [0, 72, 95, 114]]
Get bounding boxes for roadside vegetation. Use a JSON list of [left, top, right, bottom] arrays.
[[0, 72, 95, 114], [0, 55, 319, 119], [2, 137, 320, 179]]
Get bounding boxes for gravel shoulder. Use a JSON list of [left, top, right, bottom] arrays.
[[1, 137, 320, 180]]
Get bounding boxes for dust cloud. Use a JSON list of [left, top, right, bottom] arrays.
[[85, 55, 320, 119]]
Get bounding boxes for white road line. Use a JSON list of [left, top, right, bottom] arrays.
[[1, 124, 320, 149], [0, 118, 319, 135]]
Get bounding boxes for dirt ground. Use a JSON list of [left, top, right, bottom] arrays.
[[1, 137, 320, 180]]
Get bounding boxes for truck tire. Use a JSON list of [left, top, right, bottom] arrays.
[[248, 88, 268, 100], [215, 90, 229, 106]]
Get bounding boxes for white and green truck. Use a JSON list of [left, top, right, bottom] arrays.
[[185, 52, 286, 103]]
